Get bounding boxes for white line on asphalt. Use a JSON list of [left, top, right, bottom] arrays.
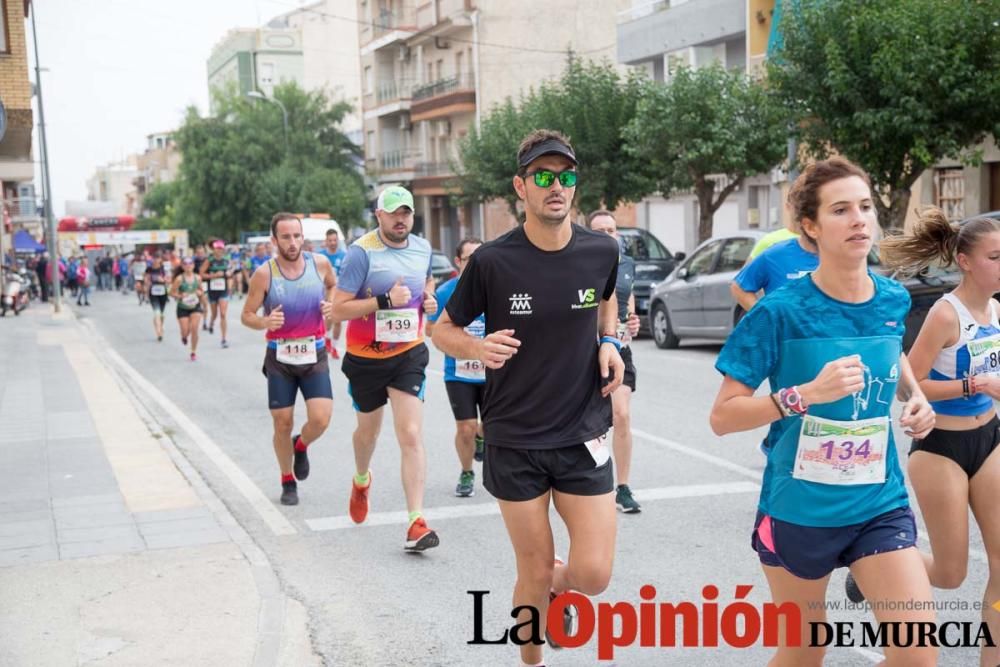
[[104, 347, 297, 537], [631, 428, 764, 482], [305, 481, 760, 531]]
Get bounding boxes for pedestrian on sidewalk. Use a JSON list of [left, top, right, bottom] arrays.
[[76, 257, 92, 306]]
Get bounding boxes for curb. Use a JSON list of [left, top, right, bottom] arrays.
[[68, 309, 311, 667]]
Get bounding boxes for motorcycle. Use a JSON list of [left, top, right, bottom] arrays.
[[1, 266, 26, 316]]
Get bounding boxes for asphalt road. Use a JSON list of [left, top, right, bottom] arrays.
[[71, 288, 993, 666]]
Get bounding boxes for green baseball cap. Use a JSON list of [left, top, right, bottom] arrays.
[[376, 186, 414, 212]]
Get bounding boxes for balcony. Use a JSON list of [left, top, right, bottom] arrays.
[[410, 73, 476, 122], [371, 149, 422, 182], [616, 0, 745, 65], [415, 0, 473, 33], [364, 79, 415, 119], [4, 197, 42, 223], [415, 161, 454, 177], [361, 6, 418, 54]]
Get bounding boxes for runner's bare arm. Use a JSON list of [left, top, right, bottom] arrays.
[[241, 267, 274, 330], [432, 310, 520, 369], [729, 282, 758, 311], [711, 356, 865, 435], [330, 288, 378, 322], [597, 294, 624, 395], [169, 274, 181, 300], [315, 255, 337, 325], [422, 277, 438, 316], [907, 300, 966, 401], [896, 354, 935, 438]]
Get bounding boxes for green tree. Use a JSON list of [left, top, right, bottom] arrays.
[[768, 0, 1000, 230], [626, 64, 789, 243], [454, 58, 658, 216], [134, 181, 177, 230], [172, 81, 365, 240]]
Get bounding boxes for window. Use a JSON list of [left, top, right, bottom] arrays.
[[364, 66, 373, 94], [717, 238, 756, 273], [621, 230, 669, 260], [455, 51, 464, 81], [366, 131, 376, 156], [259, 62, 275, 86], [685, 240, 722, 277], [935, 168, 965, 222], [0, 0, 8, 55]]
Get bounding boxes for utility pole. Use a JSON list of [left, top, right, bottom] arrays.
[[30, 3, 60, 312]]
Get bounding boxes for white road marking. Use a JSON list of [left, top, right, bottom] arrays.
[[850, 646, 885, 663], [632, 428, 764, 482], [305, 481, 759, 531], [104, 347, 297, 537]]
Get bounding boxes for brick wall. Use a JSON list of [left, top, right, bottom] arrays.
[[0, 0, 32, 114]]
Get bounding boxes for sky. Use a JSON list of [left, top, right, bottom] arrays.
[[27, 0, 340, 217]]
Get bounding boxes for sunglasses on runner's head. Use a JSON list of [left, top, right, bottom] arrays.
[[526, 169, 578, 189]]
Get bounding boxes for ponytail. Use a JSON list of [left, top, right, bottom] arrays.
[[880, 207, 959, 277]]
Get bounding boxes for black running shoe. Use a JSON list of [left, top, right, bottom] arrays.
[[280, 480, 299, 506], [292, 434, 309, 481], [845, 572, 865, 603]]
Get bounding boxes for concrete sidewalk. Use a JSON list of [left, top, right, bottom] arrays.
[[0, 305, 318, 667]]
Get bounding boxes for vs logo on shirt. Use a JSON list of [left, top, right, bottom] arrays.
[[572, 288, 599, 310]]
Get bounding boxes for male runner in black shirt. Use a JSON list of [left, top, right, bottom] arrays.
[[432, 129, 623, 666]]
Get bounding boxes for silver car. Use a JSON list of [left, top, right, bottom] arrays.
[[648, 231, 764, 349]]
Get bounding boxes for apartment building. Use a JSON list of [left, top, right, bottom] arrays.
[[133, 131, 181, 215], [85, 158, 139, 217], [358, 0, 618, 251], [207, 27, 305, 111], [0, 0, 40, 244]]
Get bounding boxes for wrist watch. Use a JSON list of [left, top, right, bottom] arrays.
[[780, 386, 808, 415]]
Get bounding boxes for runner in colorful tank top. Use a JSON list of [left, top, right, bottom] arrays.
[[331, 185, 440, 552], [242, 213, 337, 507]]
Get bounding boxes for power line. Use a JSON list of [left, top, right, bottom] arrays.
[[264, 0, 618, 56]]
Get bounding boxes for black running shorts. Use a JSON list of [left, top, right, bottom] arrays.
[[484, 443, 614, 502], [262, 346, 333, 409], [445, 380, 485, 421], [342, 343, 429, 413], [149, 294, 168, 313], [621, 345, 637, 393]]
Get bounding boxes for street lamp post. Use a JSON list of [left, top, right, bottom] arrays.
[[246, 91, 289, 156], [30, 3, 60, 312]]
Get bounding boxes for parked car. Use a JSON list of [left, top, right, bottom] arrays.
[[616, 227, 685, 331], [648, 232, 960, 350], [648, 232, 763, 349], [431, 251, 458, 287]]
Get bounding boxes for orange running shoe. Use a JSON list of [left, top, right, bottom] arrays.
[[349, 472, 371, 524], [404, 517, 439, 552]]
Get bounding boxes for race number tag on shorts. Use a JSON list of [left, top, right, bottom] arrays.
[[967, 332, 1000, 377], [276, 336, 317, 365], [793, 415, 889, 485], [584, 431, 611, 468], [209, 278, 226, 291], [456, 359, 485, 381], [375, 308, 418, 343], [150, 284, 166, 296], [181, 294, 199, 308]]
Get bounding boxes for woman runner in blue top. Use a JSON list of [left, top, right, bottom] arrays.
[[710, 158, 937, 667], [880, 209, 1000, 667]]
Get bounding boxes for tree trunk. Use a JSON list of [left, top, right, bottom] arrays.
[[696, 181, 715, 244], [886, 187, 912, 232]]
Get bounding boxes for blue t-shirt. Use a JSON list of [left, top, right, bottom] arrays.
[[734, 238, 818, 295], [428, 276, 486, 384], [250, 255, 271, 273], [715, 272, 911, 528], [320, 249, 347, 276]]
